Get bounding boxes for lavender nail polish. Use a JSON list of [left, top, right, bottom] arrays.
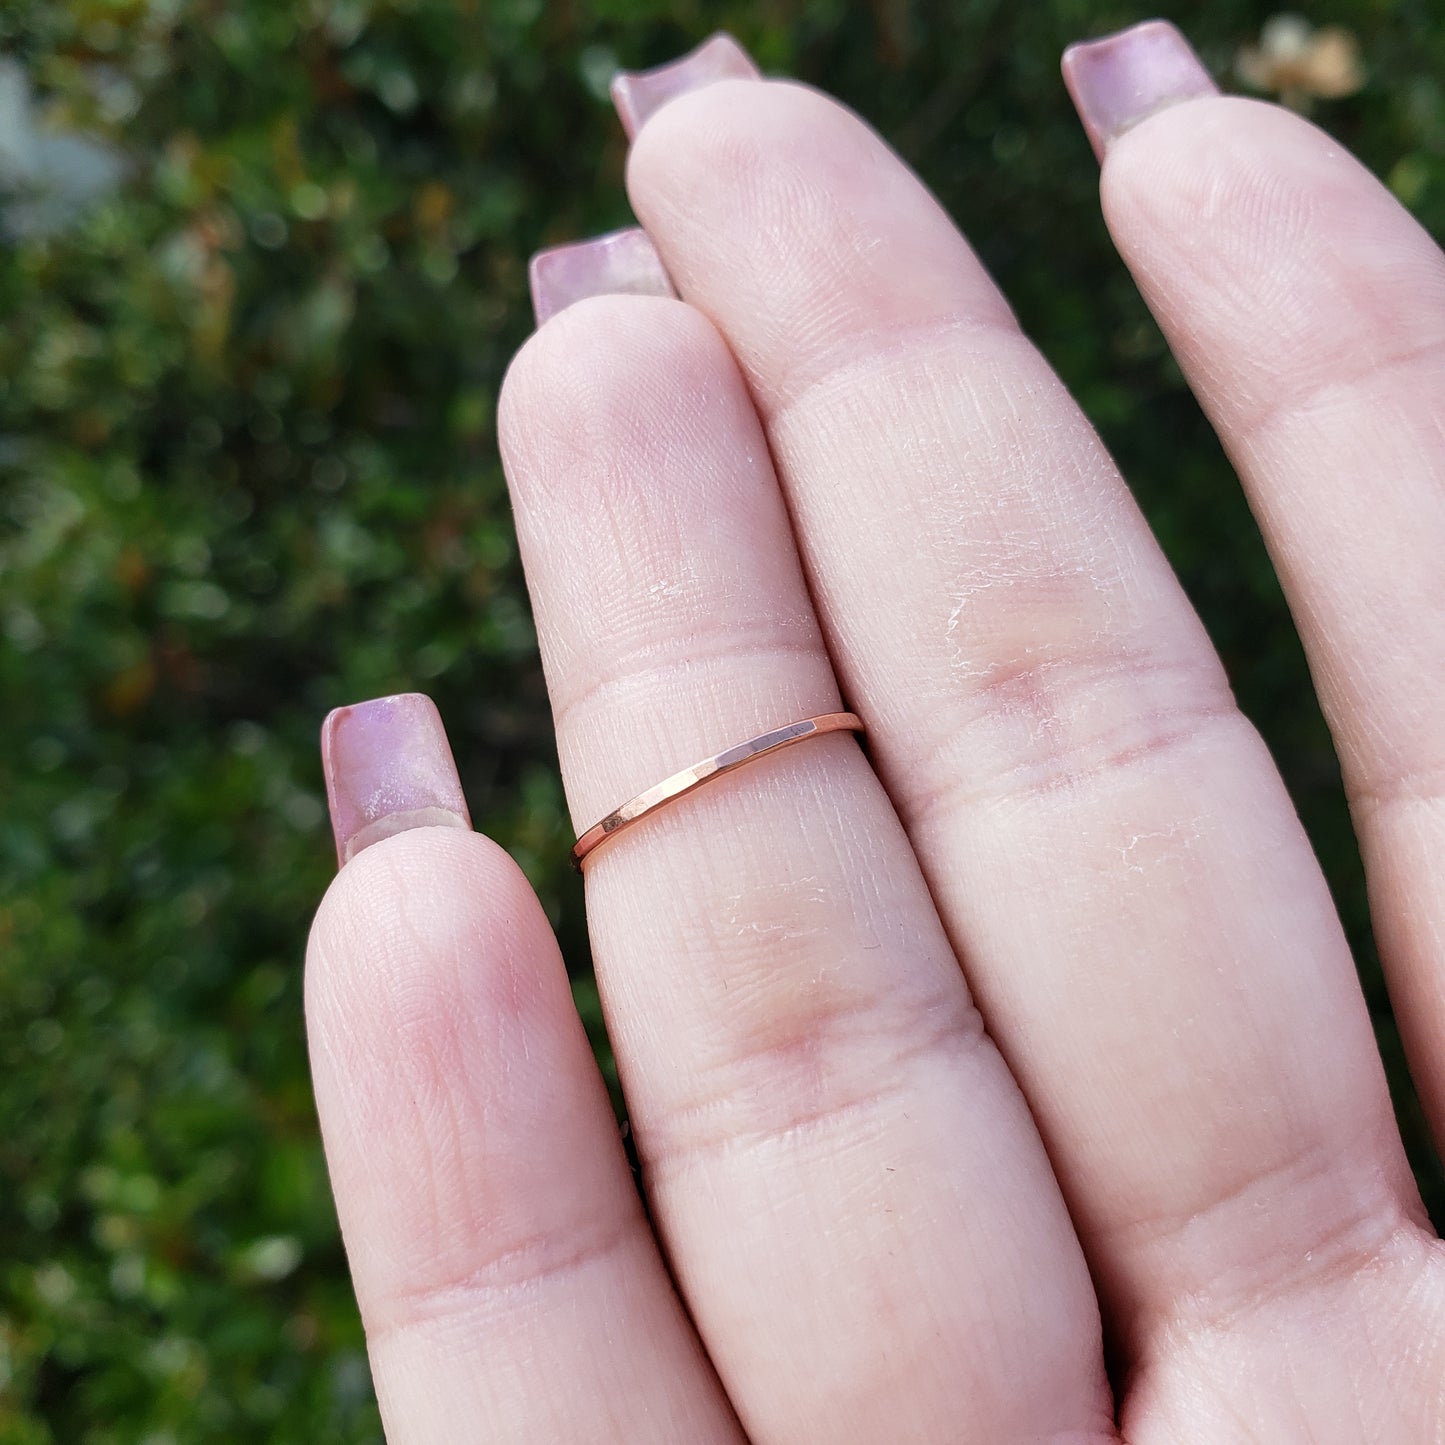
[[1063, 20, 1218, 160], [611, 32, 761, 141], [321, 693, 471, 865], [528, 226, 676, 326]]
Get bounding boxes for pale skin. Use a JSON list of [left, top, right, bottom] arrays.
[[306, 23, 1445, 1443]]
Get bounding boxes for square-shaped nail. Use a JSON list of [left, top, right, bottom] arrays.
[[528, 226, 676, 326], [322, 693, 471, 864], [1063, 20, 1218, 160], [611, 33, 761, 140]]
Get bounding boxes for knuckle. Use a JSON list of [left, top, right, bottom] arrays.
[[903, 638, 1242, 822], [364, 1209, 639, 1343], [641, 924, 984, 1175]]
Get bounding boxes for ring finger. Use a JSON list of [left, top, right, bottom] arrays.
[[499, 260, 1113, 1443]]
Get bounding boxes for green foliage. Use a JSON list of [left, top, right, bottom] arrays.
[[2, 1, 1442, 1437]]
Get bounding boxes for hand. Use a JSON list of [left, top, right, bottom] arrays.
[[306, 24, 1445, 1442]]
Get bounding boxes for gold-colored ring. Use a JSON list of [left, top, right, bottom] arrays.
[[570, 712, 864, 871]]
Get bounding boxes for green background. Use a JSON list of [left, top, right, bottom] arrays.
[[3, 1, 1443, 1438]]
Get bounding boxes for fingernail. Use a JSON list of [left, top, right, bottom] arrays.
[[1062, 20, 1218, 161], [528, 226, 676, 326], [321, 693, 471, 865], [611, 32, 761, 141]]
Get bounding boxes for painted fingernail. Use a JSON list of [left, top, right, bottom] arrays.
[[528, 226, 676, 326], [321, 693, 471, 865], [611, 32, 761, 141], [1063, 20, 1218, 161]]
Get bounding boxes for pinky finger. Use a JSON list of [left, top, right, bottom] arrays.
[[307, 694, 743, 1443]]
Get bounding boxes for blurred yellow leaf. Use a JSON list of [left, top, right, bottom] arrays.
[[1237, 15, 1366, 105], [414, 180, 455, 237]]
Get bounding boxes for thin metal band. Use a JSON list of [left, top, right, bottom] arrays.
[[570, 711, 865, 871]]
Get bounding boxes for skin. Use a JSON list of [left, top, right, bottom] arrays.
[[306, 47, 1445, 1445]]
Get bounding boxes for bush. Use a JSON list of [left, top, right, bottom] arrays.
[[3, 2, 1442, 1438]]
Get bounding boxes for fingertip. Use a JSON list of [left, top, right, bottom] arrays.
[[500, 290, 733, 505], [1093, 93, 1363, 247], [306, 826, 561, 1064]]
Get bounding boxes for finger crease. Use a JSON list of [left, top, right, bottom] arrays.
[[896, 656, 1241, 825], [639, 992, 987, 1178], [551, 632, 827, 744], [1236, 329, 1445, 446], [364, 1207, 641, 1343]]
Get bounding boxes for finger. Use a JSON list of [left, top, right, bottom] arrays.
[[500, 278, 1113, 1440], [1069, 21, 1445, 1149], [309, 695, 741, 1444], [617, 46, 1432, 1371]]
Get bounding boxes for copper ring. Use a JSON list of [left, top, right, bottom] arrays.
[[570, 711, 864, 871]]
